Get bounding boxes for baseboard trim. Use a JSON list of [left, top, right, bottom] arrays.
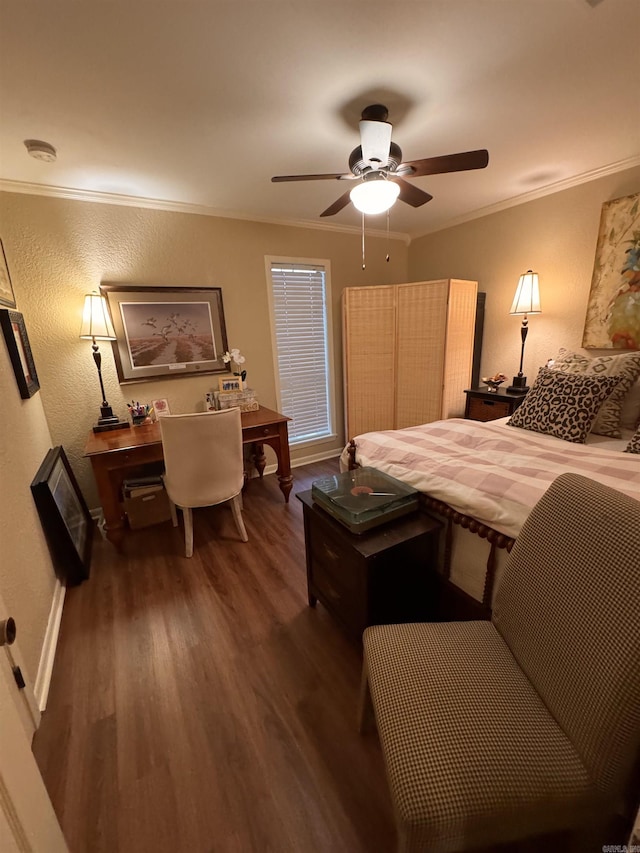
[[247, 448, 341, 479], [35, 579, 66, 712], [292, 448, 341, 468]]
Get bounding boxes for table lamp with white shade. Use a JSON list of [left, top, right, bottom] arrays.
[[79, 292, 128, 432], [506, 270, 541, 394]]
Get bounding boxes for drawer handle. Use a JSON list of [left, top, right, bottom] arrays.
[[482, 400, 495, 406], [325, 581, 341, 602], [323, 544, 339, 561], [263, 428, 270, 435]]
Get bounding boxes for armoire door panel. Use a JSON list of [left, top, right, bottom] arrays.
[[396, 281, 448, 428], [343, 286, 396, 438], [441, 280, 478, 419]]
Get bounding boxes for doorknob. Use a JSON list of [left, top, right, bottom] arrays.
[[0, 617, 16, 646]]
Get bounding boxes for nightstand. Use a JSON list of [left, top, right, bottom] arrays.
[[464, 387, 528, 422], [297, 491, 440, 640]]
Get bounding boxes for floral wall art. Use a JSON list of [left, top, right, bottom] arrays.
[[582, 192, 640, 350]]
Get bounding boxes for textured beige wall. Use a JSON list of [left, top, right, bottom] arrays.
[[0, 328, 57, 684], [0, 192, 408, 509], [409, 165, 640, 383]]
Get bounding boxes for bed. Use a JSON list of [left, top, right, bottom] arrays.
[[340, 413, 640, 616]]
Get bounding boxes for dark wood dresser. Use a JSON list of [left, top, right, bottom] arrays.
[[297, 491, 440, 641]]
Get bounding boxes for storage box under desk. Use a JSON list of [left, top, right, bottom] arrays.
[[297, 490, 441, 640]]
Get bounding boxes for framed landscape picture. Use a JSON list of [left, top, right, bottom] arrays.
[[0, 239, 16, 308], [31, 446, 93, 586], [100, 285, 230, 383], [0, 308, 40, 398]]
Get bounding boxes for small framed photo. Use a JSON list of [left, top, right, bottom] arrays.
[[219, 376, 242, 393], [0, 309, 40, 398], [205, 392, 217, 411], [151, 398, 171, 418], [31, 446, 93, 586], [0, 239, 16, 308]]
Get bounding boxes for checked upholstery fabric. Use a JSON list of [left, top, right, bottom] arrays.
[[361, 473, 640, 852]]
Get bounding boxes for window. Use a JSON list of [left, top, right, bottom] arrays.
[[266, 258, 335, 446]]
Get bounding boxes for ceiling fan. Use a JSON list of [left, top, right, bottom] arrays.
[[271, 104, 489, 218]]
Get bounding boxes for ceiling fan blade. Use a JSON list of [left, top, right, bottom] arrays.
[[271, 172, 349, 182], [392, 178, 433, 208], [402, 149, 489, 178], [320, 189, 353, 217]]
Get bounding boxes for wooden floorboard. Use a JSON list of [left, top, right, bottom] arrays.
[[32, 460, 397, 853]]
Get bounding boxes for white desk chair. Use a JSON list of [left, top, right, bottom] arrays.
[[159, 409, 248, 557]]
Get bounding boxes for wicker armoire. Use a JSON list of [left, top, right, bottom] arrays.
[[342, 279, 478, 439]]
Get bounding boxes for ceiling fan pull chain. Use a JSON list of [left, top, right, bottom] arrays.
[[386, 209, 390, 262], [361, 211, 366, 270]]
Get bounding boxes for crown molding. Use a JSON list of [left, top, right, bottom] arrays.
[[408, 155, 640, 241], [0, 179, 411, 245], [4, 154, 637, 247]]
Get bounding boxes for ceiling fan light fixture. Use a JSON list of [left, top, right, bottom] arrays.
[[350, 176, 400, 215]]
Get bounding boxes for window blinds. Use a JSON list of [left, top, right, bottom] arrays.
[[269, 263, 331, 444]]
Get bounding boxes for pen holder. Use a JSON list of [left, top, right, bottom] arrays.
[[131, 414, 149, 426]]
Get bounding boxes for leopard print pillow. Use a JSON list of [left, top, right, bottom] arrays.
[[507, 368, 620, 443], [625, 427, 640, 454], [550, 348, 640, 438]]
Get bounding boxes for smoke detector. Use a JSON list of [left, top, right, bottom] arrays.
[[24, 139, 57, 163]]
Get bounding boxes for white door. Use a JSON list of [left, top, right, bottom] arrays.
[[0, 597, 69, 852]]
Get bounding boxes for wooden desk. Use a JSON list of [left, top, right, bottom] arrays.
[[84, 406, 292, 548]]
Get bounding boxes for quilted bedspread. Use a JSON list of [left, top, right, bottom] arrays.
[[340, 418, 640, 540]]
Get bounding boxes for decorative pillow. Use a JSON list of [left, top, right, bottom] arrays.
[[550, 348, 640, 438], [625, 426, 640, 454], [507, 368, 620, 444], [621, 378, 640, 431]]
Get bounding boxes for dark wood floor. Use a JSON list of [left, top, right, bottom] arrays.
[[32, 460, 397, 853]]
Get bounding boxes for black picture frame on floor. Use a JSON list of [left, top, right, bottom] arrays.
[[0, 309, 40, 398], [31, 446, 93, 586]]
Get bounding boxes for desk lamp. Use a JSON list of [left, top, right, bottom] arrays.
[[79, 292, 128, 432], [507, 270, 541, 393]]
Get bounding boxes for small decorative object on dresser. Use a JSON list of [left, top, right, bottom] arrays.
[[481, 372, 507, 392], [464, 387, 527, 422]]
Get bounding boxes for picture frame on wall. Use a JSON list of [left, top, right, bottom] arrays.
[[30, 446, 93, 586], [100, 284, 230, 383], [0, 308, 40, 398], [0, 239, 16, 308], [582, 192, 640, 350]]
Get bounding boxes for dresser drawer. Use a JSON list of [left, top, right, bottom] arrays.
[[309, 522, 361, 590], [242, 422, 281, 443], [467, 397, 511, 421]]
